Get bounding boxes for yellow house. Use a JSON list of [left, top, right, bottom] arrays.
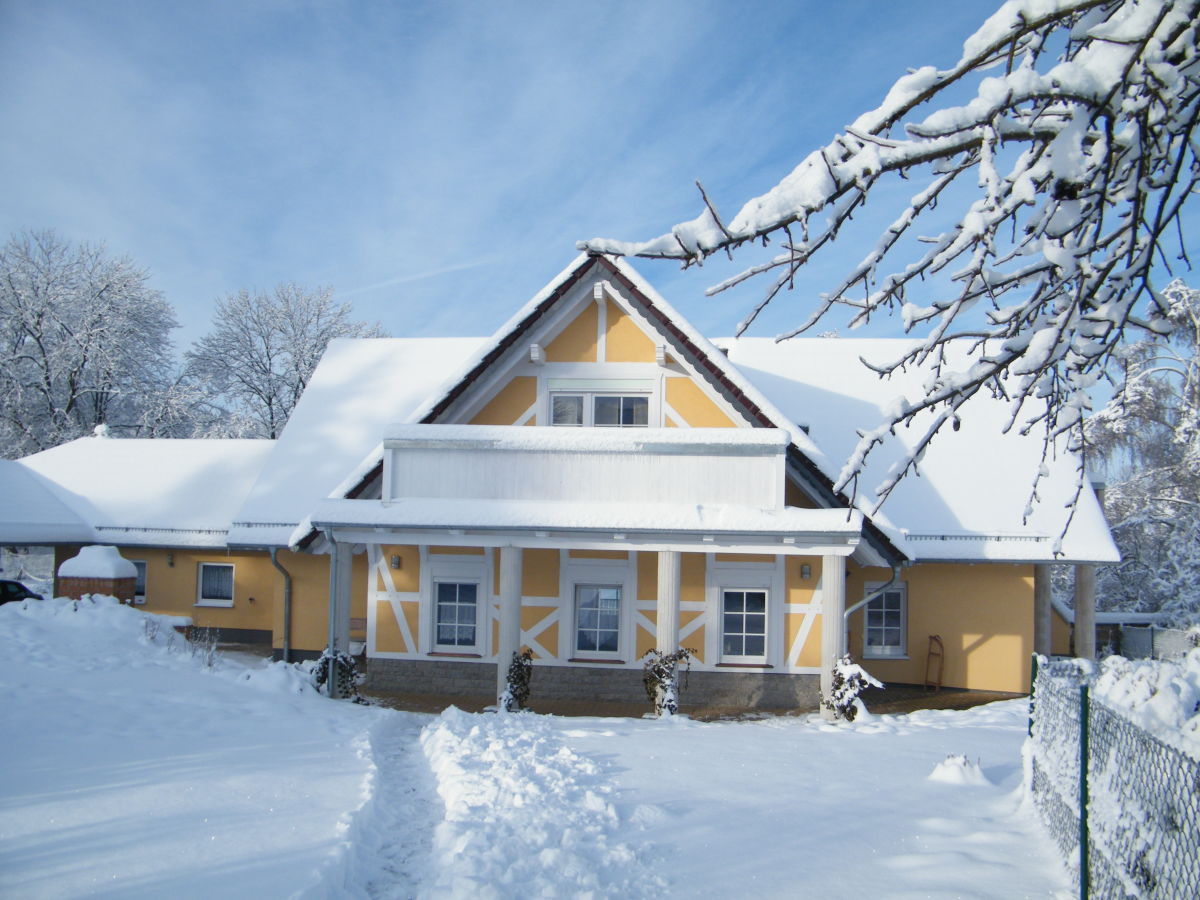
[[3, 254, 1118, 707]]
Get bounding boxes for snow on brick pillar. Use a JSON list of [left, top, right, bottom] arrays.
[[1034, 564, 1053, 657], [819, 554, 846, 722], [57, 546, 137, 602], [656, 550, 681, 651], [496, 546, 523, 705]]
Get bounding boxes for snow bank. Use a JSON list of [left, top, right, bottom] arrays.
[[1091, 649, 1200, 759], [418, 708, 662, 898], [0, 595, 380, 899]]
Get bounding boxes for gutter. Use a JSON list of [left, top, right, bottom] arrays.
[[269, 548, 293, 663]]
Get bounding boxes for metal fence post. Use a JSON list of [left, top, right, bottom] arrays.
[[1079, 683, 1090, 900], [1029, 654, 1039, 737]]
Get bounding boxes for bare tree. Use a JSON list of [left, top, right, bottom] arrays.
[[0, 230, 178, 457], [582, 0, 1199, 518], [187, 283, 385, 438]]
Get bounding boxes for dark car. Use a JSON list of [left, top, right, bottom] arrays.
[[0, 579, 43, 604]]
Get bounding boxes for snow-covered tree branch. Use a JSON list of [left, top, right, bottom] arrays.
[[581, 0, 1199, 513], [186, 283, 385, 439]]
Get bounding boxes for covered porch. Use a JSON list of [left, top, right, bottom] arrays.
[[307, 425, 866, 711]]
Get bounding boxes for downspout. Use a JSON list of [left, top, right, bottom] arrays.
[[843, 564, 903, 657], [269, 548, 293, 663]]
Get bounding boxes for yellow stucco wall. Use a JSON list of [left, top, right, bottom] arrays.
[[269, 550, 369, 654], [93, 546, 277, 634], [470, 376, 537, 425], [1052, 606, 1072, 655], [376, 545, 421, 593], [666, 377, 736, 427], [522, 548, 559, 597], [785, 556, 823, 667], [636, 552, 657, 602], [846, 562, 1035, 693], [544, 301, 597, 362], [604, 299, 656, 362]]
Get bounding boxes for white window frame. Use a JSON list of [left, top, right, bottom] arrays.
[[196, 562, 234, 608], [131, 560, 147, 605], [573, 583, 623, 656], [707, 556, 783, 667], [432, 579, 483, 652], [560, 555, 634, 661], [720, 587, 769, 664], [423, 554, 490, 656], [862, 582, 908, 659], [550, 391, 650, 427]]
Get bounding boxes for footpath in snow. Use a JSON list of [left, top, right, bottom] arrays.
[[2, 596, 1075, 898]]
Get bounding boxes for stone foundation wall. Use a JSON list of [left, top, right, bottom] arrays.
[[366, 657, 820, 711]]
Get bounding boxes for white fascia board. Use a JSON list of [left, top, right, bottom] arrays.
[[321, 526, 858, 557]]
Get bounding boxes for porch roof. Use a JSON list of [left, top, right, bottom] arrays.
[[302, 497, 862, 556]]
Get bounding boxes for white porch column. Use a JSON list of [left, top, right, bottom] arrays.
[[656, 550, 681, 651], [326, 537, 353, 699], [496, 546, 523, 704], [1074, 564, 1096, 660], [1034, 563, 1053, 657], [819, 554, 846, 721]]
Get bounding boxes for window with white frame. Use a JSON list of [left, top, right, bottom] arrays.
[[434, 581, 479, 650], [197, 562, 234, 607], [721, 589, 767, 661], [131, 560, 147, 605], [574, 584, 621, 654], [863, 583, 907, 658], [551, 393, 649, 427]]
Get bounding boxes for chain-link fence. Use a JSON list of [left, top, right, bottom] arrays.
[[1028, 657, 1200, 899]]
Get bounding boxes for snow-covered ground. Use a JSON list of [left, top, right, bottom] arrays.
[[1, 597, 1074, 898]]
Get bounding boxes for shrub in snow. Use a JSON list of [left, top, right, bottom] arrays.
[[185, 626, 221, 669], [642, 647, 695, 716], [500, 647, 533, 712], [821, 655, 882, 722], [313, 647, 362, 701]]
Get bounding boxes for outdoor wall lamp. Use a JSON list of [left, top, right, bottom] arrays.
[[800, 564, 811, 580], [167, 552, 174, 568], [390, 554, 402, 570]]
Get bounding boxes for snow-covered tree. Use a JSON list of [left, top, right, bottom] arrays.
[[0, 230, 178, 457], [582, 0, 1199, 515], [1085, 279, 1200, 622], [186, 284, 385, 439]]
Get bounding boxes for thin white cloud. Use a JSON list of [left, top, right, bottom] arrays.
[[338, 256, 502, 299]]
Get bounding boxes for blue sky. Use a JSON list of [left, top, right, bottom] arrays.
[[1, 0, 1006, 353]]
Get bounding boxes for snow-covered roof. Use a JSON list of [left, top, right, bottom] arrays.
[[717, 338, 1118, 564], [0, 460, 92, 545], [15, 438, 273, 548], [229, 337, 486, 547]]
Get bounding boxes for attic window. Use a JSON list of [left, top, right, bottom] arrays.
[[551, 393, 648, 427]]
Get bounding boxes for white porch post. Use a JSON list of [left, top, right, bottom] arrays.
[[1074, 564, 1096, 660], [656, 550, 681, 651], [326, 537, 353, 699], [496, 546, 523, 705], [819, 554, 846, 721], [1034, 563, 1053, 657]]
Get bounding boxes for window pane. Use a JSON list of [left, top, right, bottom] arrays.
[[745, 591, 766, 613], [576, 584, 620, 653], [724, 591, 745, 613], [200, 565, 232, 601], [133, 561, 147, 595], [597, 631, 618, 652], [594, 396, 620, 425], [552, 395, 583, 425], [724, 635, 742, 655], [745, 635, 765, 656], [622, 396, 648, 425], [745, 613, 766, 635]]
